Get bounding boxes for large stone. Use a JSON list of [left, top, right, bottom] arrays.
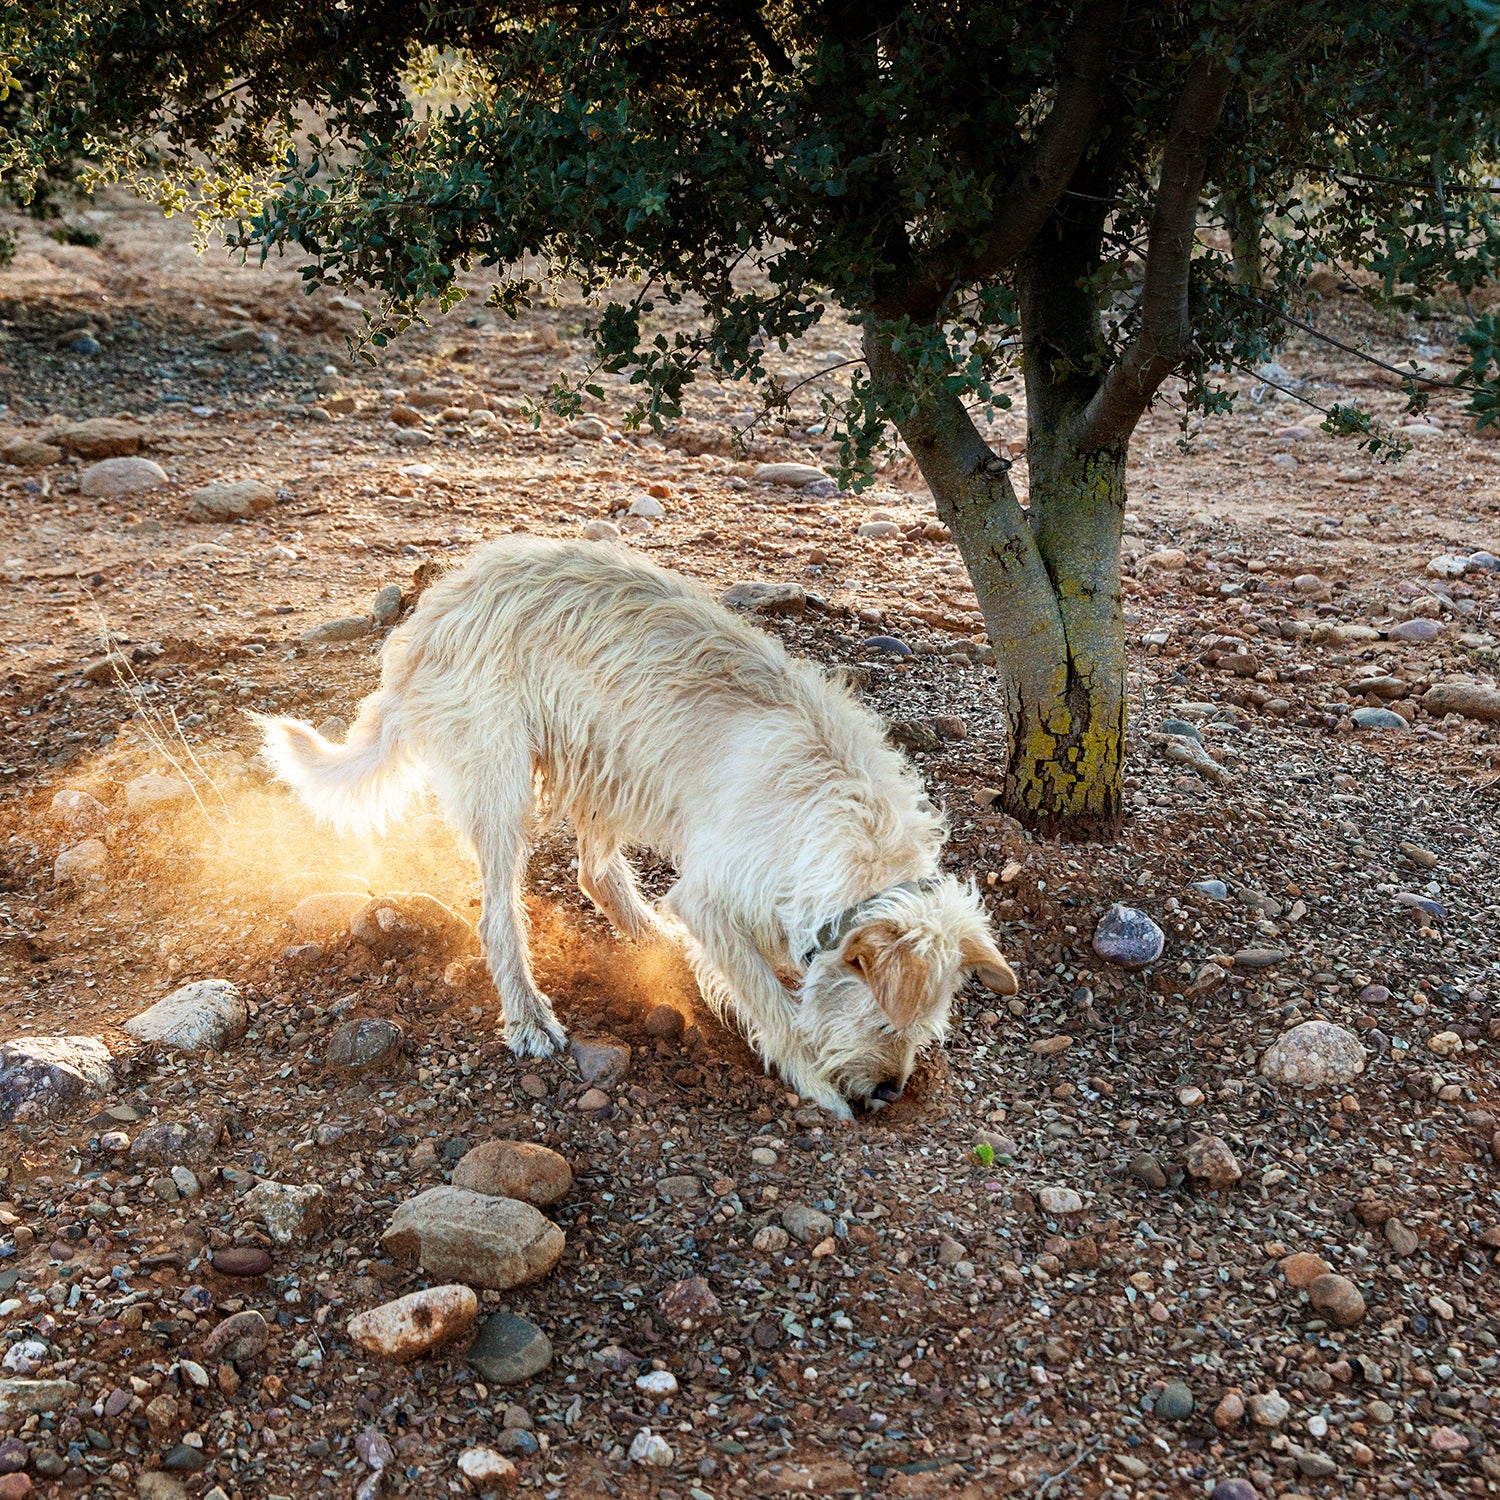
[[372, 583, 403, 626], [1422, 683, 1500, 722], [0, 1037, 113, 1124], [382, 1187, 564, 1290], [656, 1276, 721, 1330], [452, 1141, 572, 1207], [49, 788, 108, 834], [242, 1181, 325, 1245], [202, 1310, 270, 1363], [53, 418, 144, 459], [123, 979, 246, 1052], [781, 1204, 834, 1243], [123, 773, 194, 817], [466, 1312, 553, 1385], [78, 457, 169, 498], [128, 1116, 221, 1165], [1351, 706, 1408, 731], [457, 1448, 519, 1492], [1092, 904, 1165, 969], [1155, 1381, 1194, 1421], [325, 1017, 404, 1072], [753, 462, 828, 487], [347, 1285, 478, 1361], [1259, 1021, 1366, 1088], [138, 1476, 189, 1500], [54, 838, 107, 885], [718, 581, 807, 615], [1, 438, 61, 469], [350, 892, 476, 958], [291, 891, 369, 941], [1185, 1135, 1242, 1188], [186, 479, 275, 521], [298, 616, 371, 644], [0, 1380, 79, 1415], [1308, 1273, 1366, 1327], [568, 1035, 631, 1087], [1387, 617, 1444, 643], [1037, 1186, 1084, 1216]]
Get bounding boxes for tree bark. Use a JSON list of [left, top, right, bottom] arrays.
[[867, 328, 1126, 835]]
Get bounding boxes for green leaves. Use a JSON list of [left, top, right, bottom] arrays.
[[5, 1, 1498, 461]]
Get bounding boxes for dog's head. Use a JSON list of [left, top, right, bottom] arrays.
[[793, 877, 1015, 1115]]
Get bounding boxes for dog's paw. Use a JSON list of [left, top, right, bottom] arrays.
[[504, 1012, 568, 1059], [809, 1089, 855, 1121]]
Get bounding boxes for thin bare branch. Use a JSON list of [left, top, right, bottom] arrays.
[[892, 0, 1127, 318], [1077, 53, 1233, 449]]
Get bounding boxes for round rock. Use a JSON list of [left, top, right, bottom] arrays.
[[53, 839, 107, 885], [186, 479, 275, 521], [1212, 1482, 1258, 1500], [1091, 904, 1164, 969], [451, 1141, 572, 1207], [466, 1312, 553, 1385], [325, 1017, 404, 1072], [643, 1004, 686, 1042], [290, 890, 368, 941], [1351, 706, 1408, 731], [1155, 1380, 1194, 1421], [123, 773, 194, 817], [1308, 1272, 1366, 1326], [1037, 1185, 1084, 1216], [202, 1310, 269, 1364], [350, 892, 475, 959], [1259, 1020, 1366, 1088], [78, 457, 168, 498], [381, 1186, 564, 1290], [568, 1035, 631, 1087], [210, 1248, 272, 1278]]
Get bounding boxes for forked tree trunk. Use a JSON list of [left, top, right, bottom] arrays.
[[891, 376, 1128, 835]]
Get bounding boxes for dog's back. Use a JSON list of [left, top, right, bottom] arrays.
[[387, 537, 938, 871]]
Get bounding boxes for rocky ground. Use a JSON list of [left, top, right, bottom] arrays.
[[0, 192, 1497, 1500]]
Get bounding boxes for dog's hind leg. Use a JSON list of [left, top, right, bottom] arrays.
[[577, 835, 658, 941], [433, 759, 568, 1059]]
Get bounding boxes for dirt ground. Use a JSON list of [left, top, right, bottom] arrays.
[[0, 190, 1498, 1500]]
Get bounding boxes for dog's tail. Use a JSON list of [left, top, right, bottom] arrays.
[[251, 692, 423, 834]]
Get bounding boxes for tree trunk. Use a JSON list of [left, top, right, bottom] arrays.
[[877, 361, 1127, 833], [926, 438, 1125, 835]]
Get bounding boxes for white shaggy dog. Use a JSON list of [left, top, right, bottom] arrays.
[[257, 537, 1016, 1116]]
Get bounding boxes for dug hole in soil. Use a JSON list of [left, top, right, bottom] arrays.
[[0, 191, 1497, 1500]]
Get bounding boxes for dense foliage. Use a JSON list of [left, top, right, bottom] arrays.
[[3, 3, 1496, 452], [3, 3, 1499, 827]]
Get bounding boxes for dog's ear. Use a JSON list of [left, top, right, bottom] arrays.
[[960, 931, 1018, 996], [842, 921, 931, 1031]]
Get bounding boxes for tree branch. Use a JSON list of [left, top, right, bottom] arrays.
[[737, 3, 793, 76], [1076, 52, 1232, 450], [890, 0, 1126, 319]]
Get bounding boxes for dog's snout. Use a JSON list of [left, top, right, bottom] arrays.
[[871, 1078, 905, 1104]]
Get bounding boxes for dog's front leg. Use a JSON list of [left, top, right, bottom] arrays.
[[664, 891, 852, 1120]]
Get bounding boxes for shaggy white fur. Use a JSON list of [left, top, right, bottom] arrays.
[[256, 537, 1015, 1116]]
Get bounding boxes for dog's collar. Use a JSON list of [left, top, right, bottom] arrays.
[[799, 878, 936, 969]]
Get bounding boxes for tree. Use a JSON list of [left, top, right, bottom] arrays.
[[4, 2, 1499, 832]]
